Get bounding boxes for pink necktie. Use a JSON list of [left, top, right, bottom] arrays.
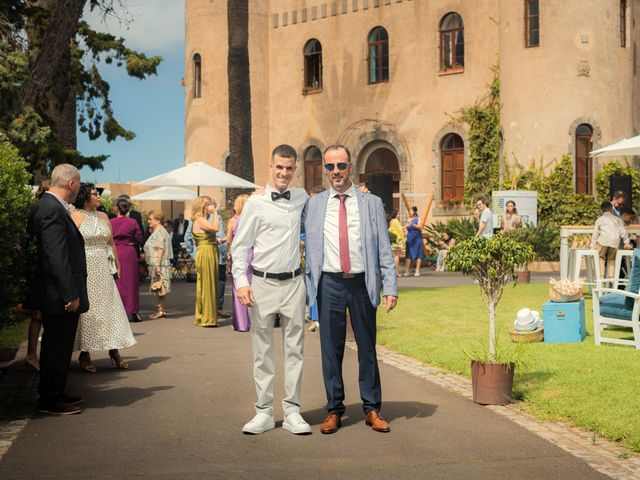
[[337, 194, 351, 273]]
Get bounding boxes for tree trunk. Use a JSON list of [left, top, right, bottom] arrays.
[[20, 0, 86, 109], [227, 0, 255, 200], [489, 298, 496, 359]]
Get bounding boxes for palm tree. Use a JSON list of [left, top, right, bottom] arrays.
[[226, 0, 255, 198]]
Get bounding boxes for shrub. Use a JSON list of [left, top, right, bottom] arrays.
[[426, 217, 479, 243], [505, 221, 560, 261], [446, 235, 534, 358], [595, 160, 640, 211], [0, 143, 34, 329]]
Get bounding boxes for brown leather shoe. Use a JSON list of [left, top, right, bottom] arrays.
[[320, 412, 342, 434], [365, 411, 390, 432]]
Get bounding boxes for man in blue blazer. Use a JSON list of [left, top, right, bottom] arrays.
[[304, 145, 398, 434]]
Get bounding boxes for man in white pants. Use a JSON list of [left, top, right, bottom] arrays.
[[231, 144, 311, 435]]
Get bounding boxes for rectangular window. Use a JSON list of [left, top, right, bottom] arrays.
[[525, 0, 540, 48], [621, 0, 627, 48]]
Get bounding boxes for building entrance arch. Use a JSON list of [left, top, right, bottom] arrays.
[[358, 143, 401, 212]]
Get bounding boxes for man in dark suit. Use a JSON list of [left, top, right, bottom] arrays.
[[173, 213, 189, 242], [27, 164, 89, 415], [304, 145, 398, 434]]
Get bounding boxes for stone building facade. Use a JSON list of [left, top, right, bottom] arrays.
[[185, 0, 639, 216]]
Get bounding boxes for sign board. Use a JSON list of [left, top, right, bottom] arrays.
[[491, 190, 538, 229]]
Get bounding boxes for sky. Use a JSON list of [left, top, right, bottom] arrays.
[[79, 1, 185, 184]]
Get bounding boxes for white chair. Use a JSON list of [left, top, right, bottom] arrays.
[[592, 249, 640, 349], [569, 248, 601, 289], [613, 249, 634, 289]]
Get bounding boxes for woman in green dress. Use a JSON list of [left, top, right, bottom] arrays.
[[191, 195, 220, 327]]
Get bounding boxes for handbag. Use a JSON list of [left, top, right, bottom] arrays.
[[150, 271, 169, 296], [107, 251, 119, 280]]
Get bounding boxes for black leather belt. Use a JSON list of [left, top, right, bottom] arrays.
[[253, 267, 302, 281], [322, 271, 365, 280]]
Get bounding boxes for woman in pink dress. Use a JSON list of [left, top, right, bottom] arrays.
[[226, 194, 251, 332], [110, 197, 144, 322]]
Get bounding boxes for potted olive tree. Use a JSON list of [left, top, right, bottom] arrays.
[[446, 234, 534, 405]]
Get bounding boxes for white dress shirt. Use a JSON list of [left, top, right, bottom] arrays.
[[322, 184, 365, 273], [231, 185, 309, 289]]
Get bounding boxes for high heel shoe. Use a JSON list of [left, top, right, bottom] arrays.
[[78, 353, 97, 373], [108, 350, 128, 369]]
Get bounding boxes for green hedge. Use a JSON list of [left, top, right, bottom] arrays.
[[0, 142, 33, 329]]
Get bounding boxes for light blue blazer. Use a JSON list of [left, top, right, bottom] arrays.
[[303, 188, 398, 308]]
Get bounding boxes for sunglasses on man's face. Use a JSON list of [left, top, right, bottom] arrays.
[[324, 162, 349, 172]]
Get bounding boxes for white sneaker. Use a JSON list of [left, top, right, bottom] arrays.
[[242, 413, 275, 435], [282, 412, 312, 435]]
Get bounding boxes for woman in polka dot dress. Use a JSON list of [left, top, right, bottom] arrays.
[[70, 184, 136, 372]]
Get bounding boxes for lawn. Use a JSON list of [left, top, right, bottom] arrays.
[[378, 284, 640, 452], [0, 318, 29, 348]]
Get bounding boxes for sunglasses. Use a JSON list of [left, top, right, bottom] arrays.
[[324, 162, 349, 172]]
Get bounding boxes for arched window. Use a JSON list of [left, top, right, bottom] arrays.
[[525, 0, 540, 47], [193, 53, 202, 98], [304, 39, 323, 92], [439, 13, 464, 71], [441, 134, 465, 201], [304, 146, 323, 194], [575, 124, 593, 195], [368, 26, 389, 84]]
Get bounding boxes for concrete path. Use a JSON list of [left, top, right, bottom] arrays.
[[0, 281, 606, 480]]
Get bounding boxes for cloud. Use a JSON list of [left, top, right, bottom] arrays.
[[84, 0, 184, 54]]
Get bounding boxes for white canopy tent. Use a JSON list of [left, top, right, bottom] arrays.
[[138, 161, 259, 194], [590, 134, 640, 157]]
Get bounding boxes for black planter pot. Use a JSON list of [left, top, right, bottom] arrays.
[[471, 360, 515, 405]]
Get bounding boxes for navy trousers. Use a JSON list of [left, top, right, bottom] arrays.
[[318, 272, 381, 415], [217, 264, 226, 311]]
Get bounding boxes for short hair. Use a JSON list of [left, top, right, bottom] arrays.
[[612, 190, 626, 201], [476, 196, 488, 206], [116, 197, 131, 215], [117, 194, 132, 201], [271, 144, 297, 162], [600, 201, 613, 213], [323, 144, 351, 163], [73, 183, 95, 209], [50, 164, 80, 188], [148, 210, 165, 224]]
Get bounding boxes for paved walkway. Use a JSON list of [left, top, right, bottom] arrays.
[[0, 281, 611, 479]]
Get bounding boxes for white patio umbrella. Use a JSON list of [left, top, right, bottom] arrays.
[[131, 186, 198, 201], [138, 161, 259, 194], [590, 134, 640, 157], [131, 186, 198, 219]]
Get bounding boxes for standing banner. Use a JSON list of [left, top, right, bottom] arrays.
[[491, 190, 538, 229]]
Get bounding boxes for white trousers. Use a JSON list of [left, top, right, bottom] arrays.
[[249, 275, 305, 416]]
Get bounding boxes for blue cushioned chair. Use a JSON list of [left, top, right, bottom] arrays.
[[592, 248, 640, 349]]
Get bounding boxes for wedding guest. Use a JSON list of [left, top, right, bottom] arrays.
[[216, 214, 230, 319], [27, 164, 88, 415], [191, 196, 220, 327], [111, 197, 144, 323], [226, 194, 251, 332], [591, 201, 633, 279], [144, 210, 173, 319], [117, 195, 145, 235], [475, 197, 494, 239], [612, 190, 625, 218], [22, 180, 51, 371], [435, 230, 456, 272], [500, 200, 523, 233], [173, 213, 189, 242], [71, 184, 136, 372], [404, 206, 423, 277], [388, 209, 405, 278]]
